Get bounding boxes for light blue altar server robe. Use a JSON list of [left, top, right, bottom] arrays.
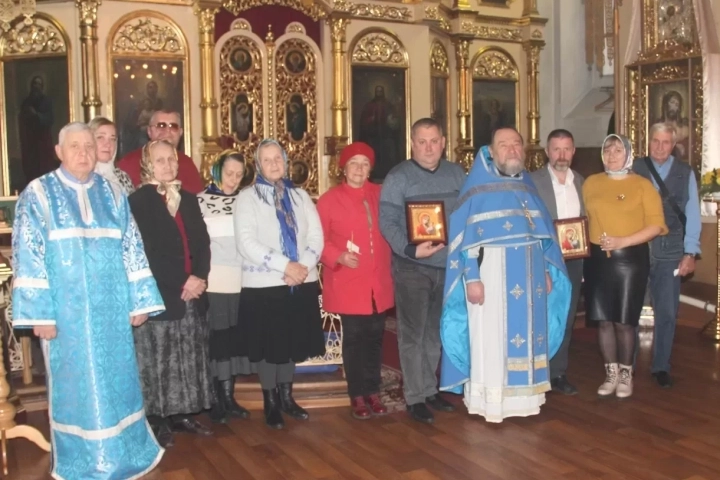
[[12, 168, 165, 480], [440, 146, 571, 396]]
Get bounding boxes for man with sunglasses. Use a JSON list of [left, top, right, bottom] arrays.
[[118, 110, 205, 193]]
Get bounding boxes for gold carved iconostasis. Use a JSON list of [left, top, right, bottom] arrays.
[[0, 0, 549, 200], [624, 0, 703, 174]]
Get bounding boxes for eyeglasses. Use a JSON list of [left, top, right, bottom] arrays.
[[150, 122, 181, 131]]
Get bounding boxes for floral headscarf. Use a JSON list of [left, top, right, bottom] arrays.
[[253, 139, 298, 262], [205, 149, 245, 196], [141, 140, 182, 216]]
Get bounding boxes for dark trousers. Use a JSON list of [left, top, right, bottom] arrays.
[[550, 259, 584, 378], [648, 258, 681, 373], [341, 312, 386, 398], [392, 258, 445, 405]]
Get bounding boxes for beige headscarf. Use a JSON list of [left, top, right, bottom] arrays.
[[140, 140, 182, 217]]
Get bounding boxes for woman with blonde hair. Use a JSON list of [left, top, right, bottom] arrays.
[[583, 134, 667, 399], [198, 149, 251, 423], [129, 140, 214, 447], [88, 117, 134, 195]]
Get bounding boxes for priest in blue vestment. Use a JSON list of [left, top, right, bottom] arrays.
[[11, 122, 166, 480], [440, 127, 571, 422]]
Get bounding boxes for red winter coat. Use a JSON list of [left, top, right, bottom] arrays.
[[317, 182, 394, 315]]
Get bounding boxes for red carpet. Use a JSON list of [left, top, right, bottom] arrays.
[[382, 316, 401, 372]]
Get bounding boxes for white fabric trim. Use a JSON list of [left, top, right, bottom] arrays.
[[204, 215, 235, 238], [29, 180, 51, 225], [207, 264, 242, 293], [13, 319, 55, 326], [48, 228, 122, 241], [130, 304, 165, 317], [127, 268, 153, 283], [13, 277, 50, 289], [51, 408, 145, 441]]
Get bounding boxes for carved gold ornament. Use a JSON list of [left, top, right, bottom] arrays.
[[351, 31, 408, 66], [0, 15, 65, 55], [461, 21, 522, 42], [424, 6, 450, 31], [472, 49, 518, 80], [333, 0, 411, 21], [640, 0, 699, 61], [222, 0, 326, 20], [0, 0, 35, 32], [275, 39, 319, 195], [111, 17, 184, 54], [625, 57, 702, 172], [219, 35, 264, 170], [430, 40, 449, 77]]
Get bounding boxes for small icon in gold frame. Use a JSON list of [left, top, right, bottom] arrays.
[[554, 216, 590, 260], [405, 201, 448, 245]]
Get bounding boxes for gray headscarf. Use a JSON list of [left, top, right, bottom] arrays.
[[601, 134, 633, 176]]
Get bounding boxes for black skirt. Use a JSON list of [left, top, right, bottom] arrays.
[[237, 281, 326, 364], [134, 300, 214, 417], [584, 243, 649, 326], [207, 292, 252, 380]]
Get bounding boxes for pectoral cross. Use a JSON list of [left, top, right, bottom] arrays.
[[522, 201, 535, 230]]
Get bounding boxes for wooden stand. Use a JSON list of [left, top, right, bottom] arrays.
[[0, 322, 51, 475], [0, 259, 50, 474], [701, 198, 720, 341]]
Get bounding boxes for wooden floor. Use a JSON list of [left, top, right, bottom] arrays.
[[6, 302, 720, 480]]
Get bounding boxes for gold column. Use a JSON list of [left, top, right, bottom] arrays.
[[265, 27, 276, 139], [453, 36, 474, 171], [194, 1, 220, 183], [613, 0, 623, 133], [327, 16, 350, 183], [523, 0, 539, 16], [523, 39, 545, 171], [701, 198, 720, 341], [76, 0, 102, 122]]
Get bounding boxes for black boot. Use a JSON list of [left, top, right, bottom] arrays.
[[262, 388, 284, 429], [221, 377, 250, 419], [278, 382, 309, 421], [209, 379, 228, 424]]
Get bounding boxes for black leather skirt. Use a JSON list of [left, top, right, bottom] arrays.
[[584, 242, 650, 326]]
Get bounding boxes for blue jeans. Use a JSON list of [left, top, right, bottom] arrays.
[[648, 258, 682, 373]]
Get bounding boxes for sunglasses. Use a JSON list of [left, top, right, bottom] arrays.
[[151, 122, 181, 131]]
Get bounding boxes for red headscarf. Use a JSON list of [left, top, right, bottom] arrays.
[[339, 142, 375, 169]]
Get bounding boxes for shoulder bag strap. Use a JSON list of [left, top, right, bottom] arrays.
[[643, 157, 686, 235]]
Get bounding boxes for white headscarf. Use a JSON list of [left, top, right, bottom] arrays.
[[601, 134, 633, 175]]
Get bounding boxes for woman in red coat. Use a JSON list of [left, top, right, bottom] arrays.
[[317, 142, 394, 420]]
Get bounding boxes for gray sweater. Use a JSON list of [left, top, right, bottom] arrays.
[[379, 159, 466, 268]]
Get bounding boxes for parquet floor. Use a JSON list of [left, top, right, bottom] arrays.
[[5, 303, 720, 480]]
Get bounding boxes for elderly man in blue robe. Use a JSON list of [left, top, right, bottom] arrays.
[[12, 122, 166, 479], [440, 127, 571, 422]]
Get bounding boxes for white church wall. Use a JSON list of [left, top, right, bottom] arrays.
[[537, 0, 613, 148]]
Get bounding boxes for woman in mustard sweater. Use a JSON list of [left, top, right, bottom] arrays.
[[583, 134, 667, 400]]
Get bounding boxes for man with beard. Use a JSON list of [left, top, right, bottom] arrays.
[[439, 127, 571, 423], [529, 129, 585, 395], [359, 85, 401, 180], [654, 91, 689, 160], [633, 122, 701, 388], [19, 76, 57, 185]]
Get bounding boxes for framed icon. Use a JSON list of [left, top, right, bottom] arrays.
[[406, 201, 447, 245], [554, 216, 590, 260]]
